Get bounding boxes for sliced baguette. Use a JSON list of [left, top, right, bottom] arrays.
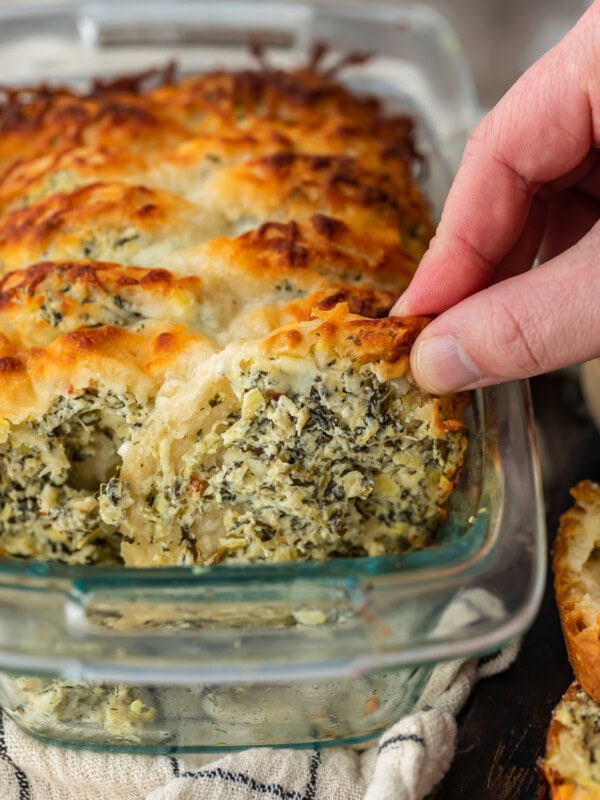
[[542, 681, 600, 799], [554, 481, 600, 703]]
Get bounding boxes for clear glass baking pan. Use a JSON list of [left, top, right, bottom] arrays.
[[0, 1, 545, 752]]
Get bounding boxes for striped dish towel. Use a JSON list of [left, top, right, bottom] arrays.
[[0, 590, 519, 800]]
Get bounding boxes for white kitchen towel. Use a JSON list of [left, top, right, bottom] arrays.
[[0, 639, 519, 800]]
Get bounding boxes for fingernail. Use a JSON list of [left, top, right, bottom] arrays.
[[413, 335, 483, 393], [390, 291, 409, 317]]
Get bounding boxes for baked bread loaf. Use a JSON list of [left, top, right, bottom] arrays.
[[554, 481, 600, 703], [0, 62, 467, 566], [541, 681, 600, 799]]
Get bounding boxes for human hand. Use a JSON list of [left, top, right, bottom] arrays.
[[392, 1, 600, 393]]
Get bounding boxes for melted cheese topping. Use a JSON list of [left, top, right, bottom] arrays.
[[545, 684, 600, 796], [0, 65, 466, 567]]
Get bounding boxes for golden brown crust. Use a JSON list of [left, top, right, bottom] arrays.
[[262, 303, 430, 376], [554, 482, 600, 704], [0, 66, 430, 284], [0, 260, 199, 301], [149, 66, 416, 148], [0, 260, 203, 348], [0, 114, 417, 229], [280, 285, 397, 322], [0, 182, 208, 273], [0, 85, 188, 171], [0, 323, 216, 422], [200, 153, 432, 260], [198, 216, 416, 290], [0, 63, 413, 167], [0, 63, 434, 439], [0, 146, 148, 218]]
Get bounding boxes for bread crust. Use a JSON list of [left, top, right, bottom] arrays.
[[0, 260, 204, 348], [554, 481, 600, 704], [195, 216, 417, 290], [0, 182, 210, 273], [0, 323, 216, 423]]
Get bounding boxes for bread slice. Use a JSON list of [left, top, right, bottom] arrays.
[[554, 481, 600, 703], [541, 681, 600, 799], [112, 304, 468, 567]]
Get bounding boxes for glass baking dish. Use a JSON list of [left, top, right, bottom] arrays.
[[0, 1, 545, 752]]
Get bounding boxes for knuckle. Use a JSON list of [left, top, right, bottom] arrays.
[[461, 122, 489, 163], [487, 294, 548, 375], [462, 112, 532, 194]]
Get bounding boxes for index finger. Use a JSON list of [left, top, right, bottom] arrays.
[[393, 2, 600, 316]]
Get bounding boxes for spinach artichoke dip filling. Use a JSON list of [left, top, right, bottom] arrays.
[[103, 362, 466, 566], [7, 677, 158, 744], [0, 390, 145, 564]]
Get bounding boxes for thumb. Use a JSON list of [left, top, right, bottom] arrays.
[[407, 224, 600, 393]]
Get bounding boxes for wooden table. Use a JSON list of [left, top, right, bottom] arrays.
[[430, 374, 599, 799]]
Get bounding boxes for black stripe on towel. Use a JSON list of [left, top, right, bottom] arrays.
[[478, 650, 503, 668], [179, 766, 304, 799], [0, 715, 30, 800], [378, 733, 425, 755], [302, 749, 321, 800]]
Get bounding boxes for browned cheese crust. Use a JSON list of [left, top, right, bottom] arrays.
[[0, 64, 432, 421]]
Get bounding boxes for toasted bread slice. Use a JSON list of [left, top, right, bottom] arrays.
[[554, 481, 600, 703], [542, 681, 600, 799]]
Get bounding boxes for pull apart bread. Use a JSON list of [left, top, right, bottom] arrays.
[[0, 64, 467, 566]]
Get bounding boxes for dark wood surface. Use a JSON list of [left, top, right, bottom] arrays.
[[430, 374, 600, 799]]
